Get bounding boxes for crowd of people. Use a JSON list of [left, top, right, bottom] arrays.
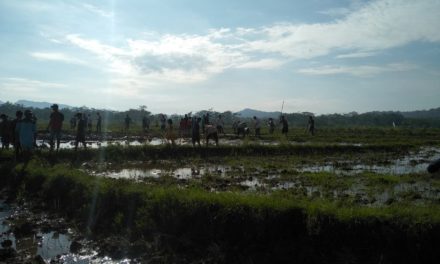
[[0, 103, 317, 158]]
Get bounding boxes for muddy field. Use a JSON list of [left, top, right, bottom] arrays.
[[1, 128, 440, 263]]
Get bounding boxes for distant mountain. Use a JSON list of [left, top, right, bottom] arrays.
[[15, 100, 73, 109], [0, 100, 3, 105], [400, 107, 440, 120], [236, 108, 281, 118]]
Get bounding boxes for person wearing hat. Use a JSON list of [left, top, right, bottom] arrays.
[[15, 110, 36, 160], [47, 104, 64, 151]]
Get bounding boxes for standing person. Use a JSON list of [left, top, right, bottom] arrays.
[[236, 121, 249, 138], [31, 112, 38, 148], [87, 114, 92, 134], [191, 117, 201, 147], [280, 115, 288, 138], [183, 114, 190, 137], [205, 125, 219, 146], [0, 114, 11, 149], [179, 118, 185, 138], [74, 113, 87, 151], [124, 114, 131, 132], [142, 115, 150, 133], [15, 110, 36, 160], [96, 112, 102, 134], [205, 113, 210, 125], [165, 118, 176, 145], [201, 114, 206, 134], [159, 114, 166, 132], [11, 111, 23, 159], [307, 116, 315, 136], [70, 116, 76, 130], [47, 104, 64, 151], [216, 115, 225, 135], [253, 116, 261, 138], [268, 118, 275, 134]]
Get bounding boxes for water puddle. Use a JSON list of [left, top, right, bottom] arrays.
[[36, 139, 145, 149], [95, 166, 230, 180], [298, 147, 440, 175], [34, 137, 372, 149], [0, 200, 133, 263], [240, 177, 266, 190]]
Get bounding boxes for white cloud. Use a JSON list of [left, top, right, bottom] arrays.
[[240, 0, 440, 58], [298, 63, 417, 77], [30, 52, 86, 65], [336, 51, 377, 59], [81, 3, 113, 18], [59, 0, 439, 93], [235, 59, 285, 69]]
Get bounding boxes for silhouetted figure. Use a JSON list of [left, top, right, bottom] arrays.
[[205, 125, 219, 146], [253, 116, 261, 138], [74, 113, 87, 151], [205, 113, 210, 125], [11, 111, 23, 159], [159, 114, 166, 132], [47, 104, 64, 151], [165, 119, 176, 145], [268, 118, 275, 134], [16, 110, 36, 161], [428, 159, 440, 173], [96, 112, 102, 134], [280, 115, 288, 137], [124, 114, 131, 132], [192, 117, 201, 147], [232, 120, 239, 134], [201, 114, 206, 134], [216, 115, 225, 135], [182, 114, 190, 137], [236, 122, 249, 138], [87, 114, 92, 134], [31, 113, 38, 148], [142, 115, 150, 133], [307, 116, 315, 135], [70, 116, 76, 130], [0, 114, 11, 149]]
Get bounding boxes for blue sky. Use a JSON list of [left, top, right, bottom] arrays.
[[0, 0, 439, 114]]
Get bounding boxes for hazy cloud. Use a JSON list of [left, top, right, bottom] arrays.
[[318, 7, 351, 17], [336, 51, 377, 59], [0, 77, 66, 93], [298, 63, 417, 77], [30, 52, 86, 65]]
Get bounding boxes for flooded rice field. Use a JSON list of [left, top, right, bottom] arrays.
[[91, 147, 439, 179], [86, 147, 440, 206], [36, 137, 365, 149]]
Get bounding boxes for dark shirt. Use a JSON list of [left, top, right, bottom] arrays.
[[192, 121, 200, 135], [77, 118, 86, 136], [282, 119, 288, 129], [49, 112, 64, 131]]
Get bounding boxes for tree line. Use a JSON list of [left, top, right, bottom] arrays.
[[0, 102, 439, 128]]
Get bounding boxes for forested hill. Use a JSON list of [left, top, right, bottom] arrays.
[[400, 107, 440, 119]]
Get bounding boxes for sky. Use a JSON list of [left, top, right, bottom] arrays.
[[0, 0, 439, 114]]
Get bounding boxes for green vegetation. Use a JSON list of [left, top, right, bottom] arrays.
[[0, 127, 439, 262]]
